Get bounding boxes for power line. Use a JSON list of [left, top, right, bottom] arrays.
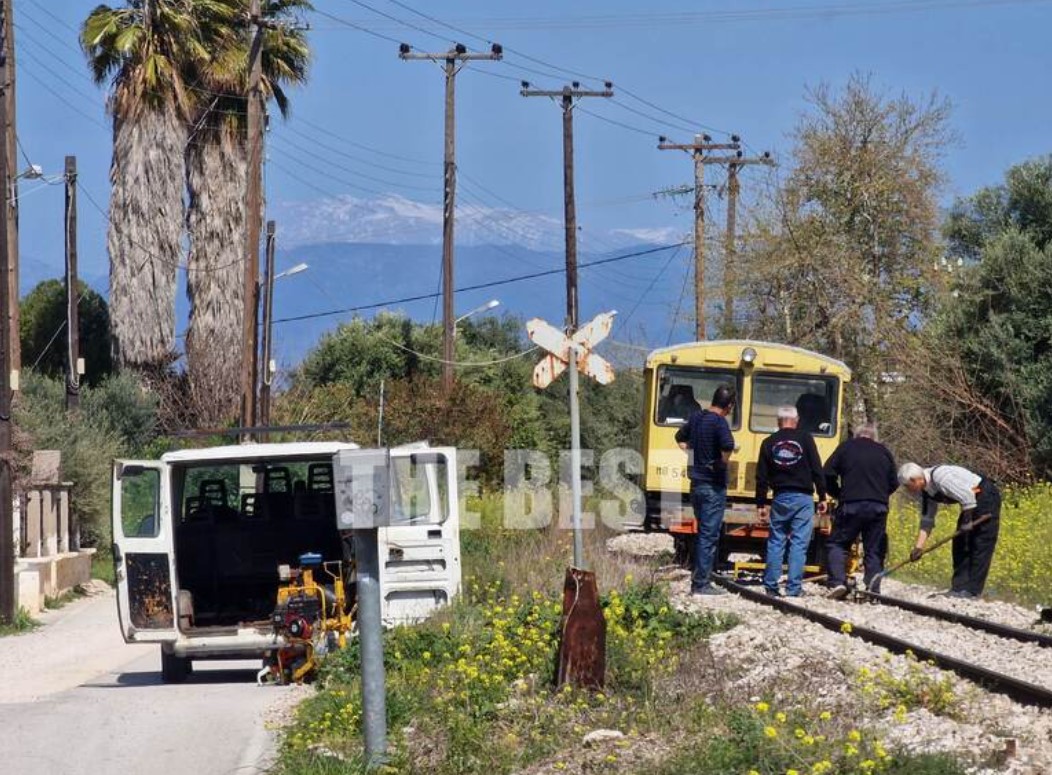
[[272, 241, 688, 325]]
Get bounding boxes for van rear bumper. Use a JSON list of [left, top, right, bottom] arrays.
[[166, 629, 283, 659]]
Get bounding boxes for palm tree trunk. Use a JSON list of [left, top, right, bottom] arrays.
[[185, 132, 247, 424], [107, 108, 183, 370]]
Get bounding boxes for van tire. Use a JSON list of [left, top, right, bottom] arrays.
[[161, 649, 190, 683]]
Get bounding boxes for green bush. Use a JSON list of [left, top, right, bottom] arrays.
[[15, 372, 160, 549]]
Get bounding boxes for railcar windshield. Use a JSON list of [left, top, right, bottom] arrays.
[[654, 366, 742, 429], [750, 374, 839, 436]]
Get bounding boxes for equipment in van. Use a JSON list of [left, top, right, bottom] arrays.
[[262, 552, 355, 685]]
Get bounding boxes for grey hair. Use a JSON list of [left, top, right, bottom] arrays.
[[898, 462, 925, 486], [855, 423, 879, 441], [776, 405, 799, 421]]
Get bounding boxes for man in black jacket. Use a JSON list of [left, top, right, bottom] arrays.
[[756, 405, 827, 597], [823, 423, 899, 598]]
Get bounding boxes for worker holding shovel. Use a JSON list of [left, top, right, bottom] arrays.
[[897, 463, 1002, 599]]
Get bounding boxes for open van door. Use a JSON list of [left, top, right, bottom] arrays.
[[379, 446, 461, 626], [112, 460, 178, 643]]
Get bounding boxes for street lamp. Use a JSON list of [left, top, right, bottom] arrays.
[[259, 249, 309, 430], [454, 299, 500, 329]]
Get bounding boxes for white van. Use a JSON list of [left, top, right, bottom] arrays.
[[111, 441, 461, 682]]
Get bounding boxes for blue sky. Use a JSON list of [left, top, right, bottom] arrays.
[[13, 0, 1052, 327]]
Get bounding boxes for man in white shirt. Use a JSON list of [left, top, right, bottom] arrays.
[[897, 462, 1001, 598]]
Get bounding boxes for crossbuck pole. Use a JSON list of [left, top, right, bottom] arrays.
[[568, 344, 585, 569]]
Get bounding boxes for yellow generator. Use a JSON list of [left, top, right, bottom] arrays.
[[637, 340, 852, 576], [265, 552, 354, 684]]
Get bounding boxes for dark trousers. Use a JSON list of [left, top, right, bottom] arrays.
[[952, 480, 1001, 595], [826, 501, 888, 592]]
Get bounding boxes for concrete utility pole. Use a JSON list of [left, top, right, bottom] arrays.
[[258, 220, 276, 433], [521, 82, 613, 332], [657, 134, 741, 340], [3, 0, 16, 371], [240, 0, 264, 437], [398, 42, 503, 392], [0, 0, 15, 625], [65, 156, 80, 411]]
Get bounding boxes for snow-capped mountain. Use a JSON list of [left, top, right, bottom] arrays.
[[272, 194, 683, 252]]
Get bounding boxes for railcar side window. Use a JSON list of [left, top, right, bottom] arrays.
[[655, 366, 742, 429], [750, 375, 839, 436]]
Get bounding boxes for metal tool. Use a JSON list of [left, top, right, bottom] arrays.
[[873, 512, 993, 582]]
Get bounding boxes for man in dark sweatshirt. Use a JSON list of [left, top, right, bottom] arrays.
[[755, 405, 827, 597], [824, 423, 899, 597]]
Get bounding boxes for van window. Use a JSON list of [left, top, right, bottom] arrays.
[[121, 467, 160, 538], [655, 366, 742, 429], [750, 374, 839, 436], [391, 457, 438, 524]]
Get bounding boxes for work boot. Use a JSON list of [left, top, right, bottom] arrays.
[[826, 585, 849, 601], [692, 584, 727, 597], [947, 590, 976, 599]]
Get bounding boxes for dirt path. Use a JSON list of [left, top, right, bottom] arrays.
[[0, 591, 307, 775]]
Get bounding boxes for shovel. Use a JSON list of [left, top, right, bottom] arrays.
[[872, 512, 992, 583]]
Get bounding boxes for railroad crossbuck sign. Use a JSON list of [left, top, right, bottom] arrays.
[[527, 312, 617, 388]]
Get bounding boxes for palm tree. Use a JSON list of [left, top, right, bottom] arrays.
[[82, 1, 237, 372], [184, 0, 311, 423]]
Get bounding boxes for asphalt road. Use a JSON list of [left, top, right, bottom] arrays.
[[0, 590, 304, 775]]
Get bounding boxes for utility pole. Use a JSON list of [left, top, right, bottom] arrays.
[[658, 134, 741, 340], [258, 220, 276, 434], [65, 156, 79, 411], [724, 161, 739, 336], [240, 0, 264, 437], [521, 82, 613, 332], [3, 0, 16, 372], [0, 0, 15, 625], [723, 149, 774, 335], [399, 42, 503, 392]]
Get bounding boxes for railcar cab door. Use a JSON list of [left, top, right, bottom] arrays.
[[111, 460, 178, 644], [379, 445, 461, 626]]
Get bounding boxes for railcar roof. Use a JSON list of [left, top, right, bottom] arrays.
[[645, 339, 851, 375]]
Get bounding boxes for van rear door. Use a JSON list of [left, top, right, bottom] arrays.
[[111, 460, 178, 643], [379, 446, 461, 625]]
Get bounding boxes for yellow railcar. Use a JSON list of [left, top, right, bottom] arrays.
[[637, 340, 852, 569]]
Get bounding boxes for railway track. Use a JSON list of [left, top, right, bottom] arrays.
[[714, 576, 1052, 708]]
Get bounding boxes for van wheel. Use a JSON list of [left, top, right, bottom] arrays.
[[161, 650, 190, 683]]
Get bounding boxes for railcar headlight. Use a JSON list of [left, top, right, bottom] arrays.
[[741, 346, 757, 364]]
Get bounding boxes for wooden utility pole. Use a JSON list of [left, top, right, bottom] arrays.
[[399, 42, 503, 391], [0, 0, 15, 625], [723, 150, 773, 335], [65, 156, 80, 411], [724, 161, 739, 336], [657, 134, 740, 340], [521, 82, 613, 332], [3, 0, 16, 372], [258, 220, 276, 433], [240, 0, 264, 436]]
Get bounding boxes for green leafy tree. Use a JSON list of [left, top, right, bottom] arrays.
[[20, 279, 113, 386], [929, 156, 1052, 477], [737, 74, 953, 421]]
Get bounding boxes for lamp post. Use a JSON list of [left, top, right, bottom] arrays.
[[258, 230, 308, 434], [453, 299, 500, 335]]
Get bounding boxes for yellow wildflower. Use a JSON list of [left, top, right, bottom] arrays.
[[764, 726, 778, 738]]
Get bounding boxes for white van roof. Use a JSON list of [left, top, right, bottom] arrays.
[[161, 441, 361, 465]]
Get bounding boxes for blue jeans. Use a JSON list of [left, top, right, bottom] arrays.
[[690, 484, 727, 591], [764, 492, 815, 596]]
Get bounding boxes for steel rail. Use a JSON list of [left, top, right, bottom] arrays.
[[715, 576, 1052, 708], [861, 591, 1052, 649]]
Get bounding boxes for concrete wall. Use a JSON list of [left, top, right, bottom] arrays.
[[14, 483, 94, 614]]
